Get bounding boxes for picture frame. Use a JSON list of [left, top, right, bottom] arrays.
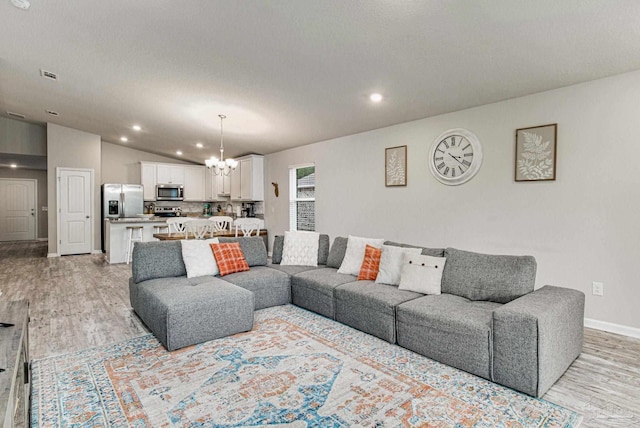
[[385, 145, 407, 187], [515, 123, 557, 182]]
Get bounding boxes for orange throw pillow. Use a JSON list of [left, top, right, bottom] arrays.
[[357, 244, 382, 281], [210, 242, 250, 276]]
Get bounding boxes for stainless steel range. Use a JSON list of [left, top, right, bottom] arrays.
[[154, 206, 182, 217]]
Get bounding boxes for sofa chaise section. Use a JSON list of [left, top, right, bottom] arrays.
[[132, 275, 254, 351]]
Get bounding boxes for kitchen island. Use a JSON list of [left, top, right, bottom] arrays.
[[104, 217, 168, 264]]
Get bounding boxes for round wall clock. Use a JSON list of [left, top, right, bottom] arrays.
[[428, 128, 483, 185]]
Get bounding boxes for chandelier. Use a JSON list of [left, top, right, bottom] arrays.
[[205, 114, 238, 176]]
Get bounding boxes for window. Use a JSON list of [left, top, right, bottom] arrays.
[[289, 164, 315, 231]]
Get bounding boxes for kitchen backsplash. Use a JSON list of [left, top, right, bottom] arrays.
[[155, 200, 264, 218]]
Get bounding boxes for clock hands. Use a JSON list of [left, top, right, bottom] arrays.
[[448, 153, 465, 166]]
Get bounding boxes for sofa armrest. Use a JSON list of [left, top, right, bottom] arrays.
[[492, 285, 584, 397]]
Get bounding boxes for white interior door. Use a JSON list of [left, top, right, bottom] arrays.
[[0, 179, 36, 241], [59, 169, 92, 255]]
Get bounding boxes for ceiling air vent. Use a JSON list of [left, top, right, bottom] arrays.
[[7, 111, 26, 120], [40, 69, 58, 81], [46, 110, 59, 116]]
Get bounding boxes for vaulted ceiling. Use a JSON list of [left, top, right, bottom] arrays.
[[2, 1, 640, 164]]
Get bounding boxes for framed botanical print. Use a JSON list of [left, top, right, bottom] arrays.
[[515, 124, 557, 181], [385, 145, 407, 186]]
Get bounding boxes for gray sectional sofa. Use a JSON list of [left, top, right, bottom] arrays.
[[129, 235, 584, 397]]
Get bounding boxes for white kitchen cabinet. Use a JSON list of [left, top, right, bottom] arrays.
[[156, 164, 185, 184], [184, 166, 206, 201], [230, 154, 264, 201], [205, 168, 221, 201], [140, 162, 157, 201], [218, 174, 231, 196]]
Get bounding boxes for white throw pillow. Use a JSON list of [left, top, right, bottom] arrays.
[[281, 231, 320, 266], [375, 245, 422, 285], [181, 238, 220, 278], [337, 235, 385, 276], [398, 253, 446, 295]]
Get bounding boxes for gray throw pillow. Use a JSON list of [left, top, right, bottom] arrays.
[[219, 237, 268, 266], [441, 247, 536, 303], [132, 241, 186, 283], [326, 236, 348, 269]]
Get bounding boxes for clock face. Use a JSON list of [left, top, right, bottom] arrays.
[[428, 128, 483, 185]]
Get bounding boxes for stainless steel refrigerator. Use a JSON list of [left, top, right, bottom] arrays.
[[101, 184, 144, 251]]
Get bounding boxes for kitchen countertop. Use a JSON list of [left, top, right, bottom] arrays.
[[106, 217, 168, 223]]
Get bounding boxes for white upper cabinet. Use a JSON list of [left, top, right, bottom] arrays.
[[183, 166, 206, 201], [230, 155, 264, 201], [156, 164, 185, 184], [218, 174, 231, 196], [140, 162, 157, 201], [205, 168, 222, 201]]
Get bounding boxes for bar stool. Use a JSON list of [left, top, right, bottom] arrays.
[[152, 224, 169, 240], [125, 225, 144, 264]]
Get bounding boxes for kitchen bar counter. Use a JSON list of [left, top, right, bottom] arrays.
[[107, 216, 167, 223], [153, 229, 268, 249]]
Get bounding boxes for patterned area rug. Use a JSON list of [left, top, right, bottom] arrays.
[[31, 304, 581, 427]]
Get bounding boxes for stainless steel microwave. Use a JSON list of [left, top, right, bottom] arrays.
[[156, 184, 184, 201]]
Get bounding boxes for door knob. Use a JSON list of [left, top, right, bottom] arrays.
[[86, 216, 90, 219]]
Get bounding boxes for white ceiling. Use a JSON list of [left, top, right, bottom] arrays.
[[2, 1, 640, 165]]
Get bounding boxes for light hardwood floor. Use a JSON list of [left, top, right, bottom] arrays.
[[1, 241, 638, 427]]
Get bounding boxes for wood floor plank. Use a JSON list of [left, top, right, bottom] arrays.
[[0, 241, 638, 427]]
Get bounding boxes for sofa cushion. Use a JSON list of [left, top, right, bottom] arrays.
[[334, 281, 422, 343], [384, 240, 445, 257], [221, 266, 291, 310], [441, 247, 536, 303], [396, 294, 501, 379], [272, 234, 330, 265], [219, 236, 267, 266], [267, 262, 323, 276], [291, 267, 357, 319], [132, 241, 186, 283], [326, 236, 348, 268]]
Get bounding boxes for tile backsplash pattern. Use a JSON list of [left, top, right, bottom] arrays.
[[159, 201, 264, 218]]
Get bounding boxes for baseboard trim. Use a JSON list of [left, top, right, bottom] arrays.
[[584, 318, 640, 339], [37, 238, 48, 242], [47, 252, 59, 258], [91, 250, 103, 255]]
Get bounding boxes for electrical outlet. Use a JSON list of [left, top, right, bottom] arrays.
[[592, 281, 604, 296]]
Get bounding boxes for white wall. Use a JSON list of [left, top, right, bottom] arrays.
[[265, 69, 640, 330], [47, 123, 102, 255], [101, 141, 192, 184], [0, 117, 46, 155]]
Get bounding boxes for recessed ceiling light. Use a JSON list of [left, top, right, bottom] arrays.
[[196, 143, 203, 149], [11, 0, 30, 10], [120, 136, 128, 142], [176, 150, 183, 155], [370, 93, 383, 103], [132, 125, 141, 131], [10, 163, 18, 168]]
